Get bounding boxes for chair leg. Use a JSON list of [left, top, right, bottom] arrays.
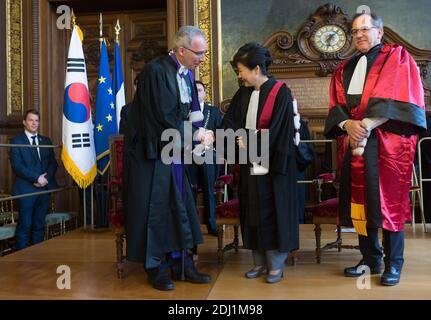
[[411, 192, 416, 227], [288, 249, 298, 266], [337, 226, 342, 252], [314, 223, 322, 264], [233, 225, 239, 252], [417, 190, 428, 233], [116, 232, 124, 279], [217, 225, 224, 263]]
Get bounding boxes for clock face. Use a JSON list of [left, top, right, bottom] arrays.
[[312, 25, 347, 53]]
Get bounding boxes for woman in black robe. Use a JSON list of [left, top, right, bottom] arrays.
[[222, 43, 299, 283]]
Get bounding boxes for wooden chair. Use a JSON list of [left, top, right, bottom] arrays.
[[45, 197, 78, 239], [312, 172, 355, 263], [410, 164, 427, 232], [214, 167, 241, 263], [108, 135, 125, 279], [0, 193, 17, 255]]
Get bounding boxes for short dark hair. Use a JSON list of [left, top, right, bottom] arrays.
[[231, 42, 271, 76], [24, 109, 39, 121], [352, 13, 384, 30], [195, 80, 205, 89]]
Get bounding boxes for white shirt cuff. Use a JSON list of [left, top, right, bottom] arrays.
[[339, 120, 348, 130]]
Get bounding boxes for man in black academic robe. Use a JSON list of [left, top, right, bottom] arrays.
[[123, 26, 213, 291]]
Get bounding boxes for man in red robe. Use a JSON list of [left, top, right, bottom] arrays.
[[324, 12, 426, 286]]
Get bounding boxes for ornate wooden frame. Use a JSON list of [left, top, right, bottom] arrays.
[[5, 0, 24, 117]]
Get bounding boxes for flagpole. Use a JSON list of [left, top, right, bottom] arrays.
[[83, 187, 86, 229], [113, 19, 125, 130], [93, 12, 103, 231]]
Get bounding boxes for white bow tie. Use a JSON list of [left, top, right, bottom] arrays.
[[178, 67, 188, 77]]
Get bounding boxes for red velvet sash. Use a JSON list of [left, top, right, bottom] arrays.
[[257, 81, 284, 129]]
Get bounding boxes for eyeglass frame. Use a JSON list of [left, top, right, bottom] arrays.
[[351, 26, 378, 36], [182, 46, 207, 57]]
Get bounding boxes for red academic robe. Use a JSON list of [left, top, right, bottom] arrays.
[[324, 44, 426, 233]]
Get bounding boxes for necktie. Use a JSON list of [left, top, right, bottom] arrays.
[[31, 135, 40, 159], [178, 69, 191, 103]]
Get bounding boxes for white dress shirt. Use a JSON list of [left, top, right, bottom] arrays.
[[25, 130, 40, 159]]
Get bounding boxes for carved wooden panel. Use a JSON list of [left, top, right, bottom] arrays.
[[72, 11, 167, 117], [127, 11, 167, 83]]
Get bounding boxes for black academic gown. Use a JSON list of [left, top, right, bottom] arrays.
[[124, 54, 203, 268], [221, 78, 299, 253]]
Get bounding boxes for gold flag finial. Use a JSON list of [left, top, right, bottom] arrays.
[[115, 19, 121, 43], [99, 13, 103, 44]]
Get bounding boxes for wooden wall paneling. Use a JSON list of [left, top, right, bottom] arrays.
[[0, 1, 6, 126], [126, 10, 167, 100], [166, 0, 179, 46]]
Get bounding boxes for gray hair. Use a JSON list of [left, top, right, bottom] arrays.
[[352, 13, 384, 30], [173, 25, 206, 50]]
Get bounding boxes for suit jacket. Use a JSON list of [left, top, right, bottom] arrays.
[[201, 103, 222, 132], [10, 132, 58, 195], [119, 102, 132, 135]]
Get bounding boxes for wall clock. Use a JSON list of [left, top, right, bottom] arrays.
[[312, 24, 347, 53]]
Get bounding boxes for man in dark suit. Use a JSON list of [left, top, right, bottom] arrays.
[[10, 109, 58, 250], [188, 80, 222, 235]]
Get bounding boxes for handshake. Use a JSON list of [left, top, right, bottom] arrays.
[[344, 118, 387, 156], [193, 128, 215, 156]]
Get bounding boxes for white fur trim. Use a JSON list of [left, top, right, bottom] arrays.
[[189, 110, 204, 123]]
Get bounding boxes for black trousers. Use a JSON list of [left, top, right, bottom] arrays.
[[358, 227, 404, 270], [186, 162, 218, 233]]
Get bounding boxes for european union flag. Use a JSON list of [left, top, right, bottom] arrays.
[[94, 40, 117, 175]]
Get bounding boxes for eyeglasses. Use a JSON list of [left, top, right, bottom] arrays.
[[351, 26, 377, 36], [182, 46, 207, 57]]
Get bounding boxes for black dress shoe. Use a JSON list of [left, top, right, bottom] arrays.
[[344, 260, 382, 277], [146, 267, 175, 291], [381, 266, 401, 286], [172, 265, 212, 283], [207, 226, 218, 237], [170, 254, 212, 283]]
